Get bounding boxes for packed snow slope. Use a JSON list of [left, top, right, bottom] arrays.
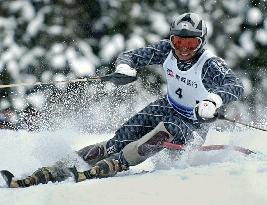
[[0, 127, 267, 205]]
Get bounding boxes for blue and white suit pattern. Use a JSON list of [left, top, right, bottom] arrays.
[[105, 40, 244, 163]]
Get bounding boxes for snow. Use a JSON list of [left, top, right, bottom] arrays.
[[239, 31, 255, 54], [66, 43, 99, 76], [0, 99, 11, 110], [0, 1, 267, 204], [27, 93, 45, 109], [262, 78, 267, 91], [20, 47, 45, 70], [49, 44, 67, 68], [241, 77, 253, 96], [0, 126, 267, 205], [126, 34, 145, 50], [9, 1, 35, 21], [255, 29, 267, 45], [53, 74, 67, 89], [12, 97, 27, 111], [26, 8, 45, 37], [99, 34, 125, 61], [247, 7, 263, 26], [150, 12, 169, 36], [131, 3, 142, 18], [222, 0, 247, 15]]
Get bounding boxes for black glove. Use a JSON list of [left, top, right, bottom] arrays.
[[101, 72, 137, 85]]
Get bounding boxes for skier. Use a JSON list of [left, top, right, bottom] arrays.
[[1, 13, 244, 188]]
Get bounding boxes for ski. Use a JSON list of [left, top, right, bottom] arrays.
[[69, 166, 79, 183], [0, 170, 14, 188], [162, 142, 256, 155]]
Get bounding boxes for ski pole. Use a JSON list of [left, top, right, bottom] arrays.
[[0, 73, 134, 89], [217, 113, 267, 132], [0, 75, 108, 89]]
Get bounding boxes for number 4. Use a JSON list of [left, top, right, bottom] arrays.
[[175, 88, 183, 98]]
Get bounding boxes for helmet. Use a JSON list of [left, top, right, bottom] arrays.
[[170, 13, 207, 46]]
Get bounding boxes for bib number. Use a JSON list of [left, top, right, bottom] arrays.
[[175, 88, 201, 104], [175, 88, 183, 98]]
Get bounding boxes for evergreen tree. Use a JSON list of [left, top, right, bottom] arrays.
[[0, 0, 266, 127]]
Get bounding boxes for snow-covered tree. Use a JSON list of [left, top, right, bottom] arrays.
[[0, 0, 266, 130]]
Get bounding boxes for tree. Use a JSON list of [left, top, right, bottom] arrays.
[[0, 0, 266, 130]]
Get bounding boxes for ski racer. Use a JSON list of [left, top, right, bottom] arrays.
[[1, 13, 244, 188]]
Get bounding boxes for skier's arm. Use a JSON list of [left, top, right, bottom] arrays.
[[202, 57, 244, 105], [194, 57, 244, 122], [115, 39, 171, 68], [108, 40, 171, 85]]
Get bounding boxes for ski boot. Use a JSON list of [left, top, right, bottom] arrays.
[[1, 167, 54, 188], [70, 157, 129, 183], [77, 141, 109, 166], [1, 163, 71, 188], [1, 170, 17, 188]]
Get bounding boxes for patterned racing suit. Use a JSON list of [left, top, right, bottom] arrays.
[[105, 39, 244, 165]]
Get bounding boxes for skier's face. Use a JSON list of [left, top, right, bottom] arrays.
[[170, 36, 202, 61]]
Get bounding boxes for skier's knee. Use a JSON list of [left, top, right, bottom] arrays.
[[77, 141, 109, 165], [122, 122, 173, 166]]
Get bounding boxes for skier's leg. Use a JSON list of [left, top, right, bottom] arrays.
[[77, 97, 170, 166], [104, 97, 173, 155], [70, 122, 174, 182], [119, 121, 173, 166], [105, 117, 208, 175], [70, 155, 129, 182], [71, 98, 209, 182], [118, 117, 209, 168], [1, 161, 72, 188], [163, 114, 209, 146]]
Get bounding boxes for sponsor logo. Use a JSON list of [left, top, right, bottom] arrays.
[[176, 74, 198, 88], [167, 68, 174, 77], [166, 68, 198, 88]]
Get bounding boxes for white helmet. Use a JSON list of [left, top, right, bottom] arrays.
[[170, 13, 207, 47]]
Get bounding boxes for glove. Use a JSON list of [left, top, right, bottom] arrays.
[[194, 93, 223, 122], [101, 64, 137, 85]]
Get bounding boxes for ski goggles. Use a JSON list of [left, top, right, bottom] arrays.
[[170, 35, 202, 51]]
